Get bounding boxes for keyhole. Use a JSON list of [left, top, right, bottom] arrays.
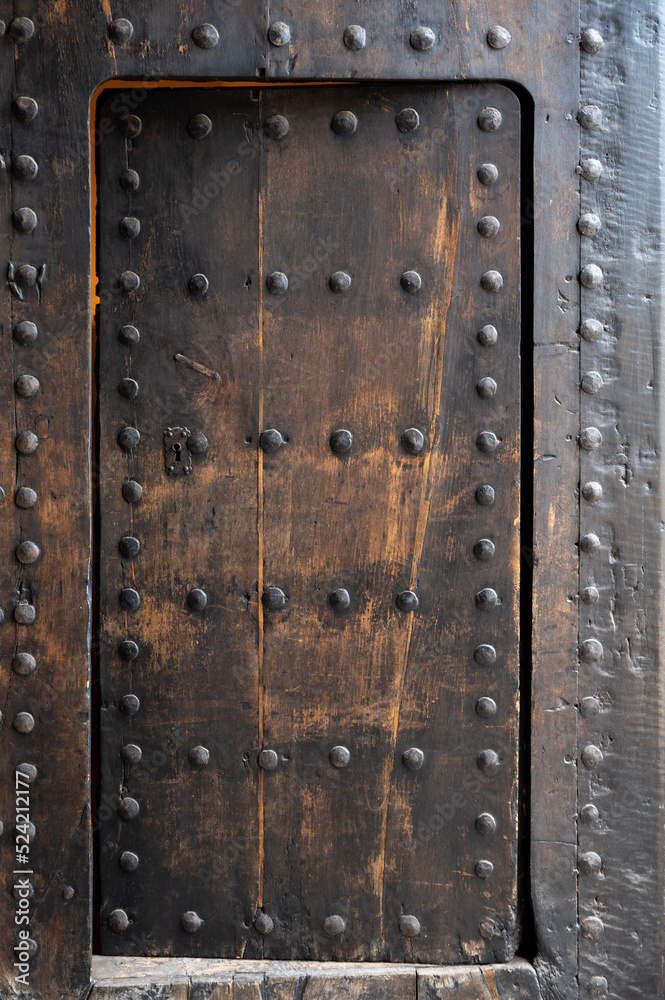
[[174, 443, 182, 463]]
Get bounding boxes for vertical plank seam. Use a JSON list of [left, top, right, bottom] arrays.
[[257, 88, 265, 914]]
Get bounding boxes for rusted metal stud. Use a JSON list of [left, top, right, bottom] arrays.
[[479, 918, 500, 940], [329, 588, 350, 611], [14, 820, 36, 842], [118, 377, 139, 400], [329, 270, 352, 293], [118, 426, 140, 451], [330, 428, 353, 454], [402, 747, 424, 771], [120, 851, 139, 871], [15, 375, 40, 398], [477, 749, 501, 774], [476, 430, 500, 453], [14, 601, 36, 625], [402, 427, 424, 454], [109, 18, 134, 44], [476, 697, 497, 718], [119, 217, 140, 239], [13, 652, 36, 676], [343, 24, 366, 49], [580, 318, 603, 342], [323, 914, 346, 936], [258, 749, 279, 770], [120, 588, 141, 612], [267, 271, 289, 295], [16, 541, 40, 565], [119, 694, 140, 715], [12, 155, 38, 181], [119, 114, 142, 139], [16, 763, 37, 782], [187, 588, 207, 611], [399, 915, 421, 937], [486, 25, 511, 49], [580, 638, 603, 663], [329, 745, 351, 768], [582, 371, 603, 394], [475, 860, 494, 878], [263, 586, 287, 610], [477, 327, 499, 352], [12, 97, 38, 123], [119, 324, 140, 346], [122, 480, 143, 504], [475, 484, 495, 507], [15, 431, 38, 455], [580, 532, 601, 554], [332, 111, 357, 135], [410, 27, 435, 51], [582, 586, 600, 605], [118, 797, 139, 820], [475, 588, 498, 610], [473, 538, 495, 561], [577, 159, 603, 181], [12, 882, 34, 899], [118, 536, 140, 560], [581, 28, 604, 53], [578, 105, 602, 130], [475, 812, 497, 835], [581, 745, 603, 769], [579, 803, 600, 825], [580, 916, 604, 941], [189, 746, 210, 767], [579, 426, 602, 451], [13, 712, 35, 734], [119, 640, 139, 661], [588, 977, 609, 997], [14, 264, 39, 288], [118, 270, 140, 294], [181, 910, 204, 933], [478, 107, 502, 132], [264, 115, 290, 140], [120, 168, 140, 192], [400, 270, 422, 293], [108, 909, 129, 933], [189, 273, 209, 296], [188, 114, 212, 139], [13, 208, 37, 234], [477, 163, 499, 186], [578, 213, 601, 237], [268, 21, 291, 46], [188, 431, 209, 455], [121, 744, 142, 764], [480, 270, 503, 292], [14, 321, 38, 345], [192, 24, 219, 48], [396, 590, 419, 613], [63, 886, 75, 901], [260, 428, 285, 453], [255, 911, 274, 934], [582, 481, 603, 503], [476, 377, 497, 399], [9, 18, 35, 42], [579, 696, 601, 718], [478, 216, 500, 238], [396, 108, 419, 132], [15, 488, 37, 509]]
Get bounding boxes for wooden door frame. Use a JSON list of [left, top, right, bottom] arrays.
[[0, 1, 662, 997]]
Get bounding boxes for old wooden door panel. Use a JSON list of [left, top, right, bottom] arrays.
[[96, 83, 520, 963]]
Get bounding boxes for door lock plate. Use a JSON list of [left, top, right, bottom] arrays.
[[164, 427, 192, 476]]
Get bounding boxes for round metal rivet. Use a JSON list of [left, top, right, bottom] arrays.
[[476, 377, 497, 399], [12, 97, 38, 123], [122, 480, 143, 504], [476, 588, 498, 610], [118, 426, 140, 452], [15, 820, 36, 841], [332, 111, 357, 135], [118, 797, 139, 820], [487, 25, 511, 49], [9, 18, 35, 42], [120, 851, 139, 871], [16, 762, 37, 782], [579, 803, 600, 825], [13, 712, 35, 734], [14, 602, 36, 625], [264, 115, 290, 140], [120, 168, 140, 192], [13, 208, 37, 234], [189, 746, 210, 768], [481, 270, 503, 292], [477, 749, 501, 774], [577, 159, 603, 181], [118, 378, 139, 402], [581, 745, 603, 769], [578, 105, 603, 130], [410, 27, 435, 51], [119, 640, 139, 661], [474, 644, 497, 667], [402, 427, 424, 454], [192, 23, 219, 48], [476, 812, 497, 835], [119, 324, 140, 346], [399, 915, 420, 937], [119, 587, 141, 612], [475, 484, 495, 506], [582, 481, 603, 503], [402, 747, 424, 771], [121, 744, 142, 764], [581, 28, 604, 53], [477, 163, 499, 186], [580, 532, 601, 554], [188, 114, 212, 140], [188, 588, 207, 611], [118, 270, 140, 294], [120, 694, 140, 715], [189, 273, 209, 296], [109, 18, 134, 44], [108, 909, 129, 933], [263, 587, 287, 611], [343, 25, 366, 50], [16, 431, 38, 455], [118, 536, 141, 560], [396, 108, 419, 132], [329, 588, 350, 611], [579, 427, 602, 451], [479, 918, 500, 939], [13, 652, 36, 676], [12, 881, 34, 899], [582, 586, 600, 605], [330, 428, 353, 454], [65, 886, 77, 902], [396, 590, 419, 613], [15, 374, 40, 398], [478, 327, 499, 353], [578, 213, 601, 237], [478, 216, 500, 238], [119, 114, 142, 139], [476, 696, 497, 718], [267, 271, 288, 295], [478, 107, 503, 132], [15, 487, 37, 509], [12, 155, 38, 181], [580, 916, 604, 941], [473, 538, 495, 561], [119, 217, 140, 240], [258, 749, 279, 770], [580, 318, 603, 342], [16, 540, 40, 564], [329, 745, 351, 768], [580, 638, 603, 663], [475, 859, 494, 878], [323, 914, 346, 936], [255, 911, 274, 935], [329, 270, 352, 293], [268, 21, 291, 46], [580, 696, 601, 719], [260, 428, 285, 453], [15, 264, 38, 287], [181, 911, 203, 933], [476, 431, 500, 453], [400, 270, 422, 293], [588, 977, 609, 997], [13, 321, 38, 345], [582, 370, 603, 395]]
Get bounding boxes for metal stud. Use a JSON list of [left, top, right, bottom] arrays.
[[264, 115, 290, 140], [118, 270, 140, 294], [329, 270, 352, 293], [580, 532, 600, 554], [473, 538, 495, 561], [16, 763, 37, 782], [486, 25, 511, 49], [13, 321, 38, 345], [258, 749, 279, 770], [400, 270, 422, 293], [396, 108, 419, 133], [477, 749, 501, 774], [118, 377, 139, 400], [189, 746, 210, 768], [255, 911, 274, 935], [582, 481, 603, 503], [268, 21, 291, 46], [15, 820, 36, 841], [109, 18, 134, 45], [12, 155, 38, 181], [579, 803, 600, 825], [16, 541, 40, 565], [13, 712, 35, 734], [476, 430, 500, 453], [181, 911, 203, 933], [14, 601, 36, 625], [579, 427, 602, 451], [329, 745, 351, 768], [582, 371, 603, 394], [330, 428, 353, 454], [479, 918, 500, 940], [108, 909, 129, 933], [119, 114, 142, 139], [119, 694, 140, 715], [410, 27, 435, 51], [582, 586, 599, 605], [119, 588, 141, 612], [475, 587, 498, 610], [120, 851, 139, 871], [187, 588, 207, 611], [13, 208, 37, 234], [188, 114, 212, 140], [15, 264, 39, 288], [119, 640, 139, 661], [402, 747, 424, 771], [260, 428, 285, 453], [577, 159, 603, 181], [475, 812, 497, 835], [121, 744, 142, 764], [331, 111, 357, 136], [12, 97, 38, 123], [323, 914, 346, 936], [580, 638, 603, 663], [118, 536, 141, 560], [118, 797, 139, 820], [480, 270, 503, 292], [15, 375, 40, 398], [329, 588, 350, 611], [263, 586, 287, 611], [581, 28, 604, 53], [477, 163, 499, 186], [475, 860, 494, 878], [122, 480, 143, 504], [188, 431, 209, 456], [343, 25, 366, 50], [581, 745, 603, 769], [475, 484, 495, 506], [192, 24, 219, 49], [119, 217, 141, 239], [13, 652, 36, 676], [12, 882, 34, 900], [580, 318, 603, 342], [578, 105, 602, 130], [476, 377, 497, 399], [478, 107, 502, 132], [9, 18, 35, 42], [189, 273, 209, 296], [267, 271, 289, 295], [15, 431, 38, 455], [588, 977, 609, 997], [118, 426, 140, 452], [579, 696, 601, 718], [396, 590, 419, 613], [477, 216, 500, 238], [119, 324, 140, 346], [15, 487, 37, 509], [399, 915, 421, 937], [578, 213, 601, 237], [119, 168, 140, 192], [401, 427, 424, 454], [580, 916, 604, 941], [476, 697, 497, 718]]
